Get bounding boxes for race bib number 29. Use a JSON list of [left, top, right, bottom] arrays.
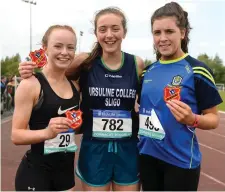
[[44, 128, 77, 154], [92, 110, 132, 139]]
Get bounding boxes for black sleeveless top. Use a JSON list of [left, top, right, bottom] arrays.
[[29, 72, 80, 157]]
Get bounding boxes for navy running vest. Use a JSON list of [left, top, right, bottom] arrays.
[[79, 52, 139, 139]]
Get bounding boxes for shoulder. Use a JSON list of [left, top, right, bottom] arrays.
[[16, 76, 40, 97], [132, 54, 145, 76], [185, 55, 213, 74], [141, 61, 158, 77], [185, 55, 215, 84], [125, 53, 144, 68], [135, 56, 145, 69], [19, 76, 39, 88]]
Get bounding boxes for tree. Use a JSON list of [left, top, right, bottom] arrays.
[[144, 59, 152, 67], [1, 54, 21, 77], [197, 53, 225, 84], [212, 55, 225, 84]]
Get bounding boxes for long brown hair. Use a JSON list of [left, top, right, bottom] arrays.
[[151, 2, 192, 60]]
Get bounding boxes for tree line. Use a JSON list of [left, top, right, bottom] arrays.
[[1, 53, 225, 84]]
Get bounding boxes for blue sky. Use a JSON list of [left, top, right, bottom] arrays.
[[0, 0, 225, 64]]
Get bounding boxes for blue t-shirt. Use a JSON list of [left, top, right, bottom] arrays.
[[138, 54, 223, 169]]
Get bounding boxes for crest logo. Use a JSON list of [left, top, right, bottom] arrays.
[[29, 48, 47, 68], [65, 110, 83, 129], [164, 86, 181, 102], [172, 75, 182, 86]]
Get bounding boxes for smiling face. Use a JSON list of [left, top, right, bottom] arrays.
[[152, 16, 185, 60], [95, 13, 126, 54], [43, 28, 76, 70]]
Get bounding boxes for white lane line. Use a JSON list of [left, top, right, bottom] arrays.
[[199, 143, 225, 155], [201, 171, 225, 187], [207, 131, 225, 139]]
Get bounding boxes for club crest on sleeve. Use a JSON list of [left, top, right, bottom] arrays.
[[29, 48, 47, 68], [65, 110, 83, 129]]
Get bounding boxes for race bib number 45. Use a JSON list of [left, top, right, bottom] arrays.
[[92, 110, 132, 139], [139, 109, 165, 140], [44, 128, 77, 154]]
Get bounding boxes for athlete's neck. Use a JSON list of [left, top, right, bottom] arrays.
[[102, 51, 122, 70], [42, 65, 67, 83], [160, 49, 185, 61]]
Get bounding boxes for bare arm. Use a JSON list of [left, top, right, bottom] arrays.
[[11, 77, 49, 145], [196, 106, 220, 130], [65, 52, 89, 78], [166, 100, 220, 130], [135, 56, 145, 112], [11, 77, 72, 145], [136, 56, 145, 77], [18, 52, 89, 79]]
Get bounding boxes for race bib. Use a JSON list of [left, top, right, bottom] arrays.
[[44, 128, 77, 154], [92, 110, 132, 139], [138, 109, 165, 140]]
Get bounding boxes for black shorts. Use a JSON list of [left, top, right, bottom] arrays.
[[15, 151, 75, 191], [139, 154, 201, 191]]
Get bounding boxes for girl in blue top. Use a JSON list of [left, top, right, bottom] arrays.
[[138, 2, 223, 191]]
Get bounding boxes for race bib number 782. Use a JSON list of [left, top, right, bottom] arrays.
[[92, 110, 132, 139]]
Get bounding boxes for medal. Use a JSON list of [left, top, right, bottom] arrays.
[[65, 110, 83, 129], [164, 86, 181, 102], [29, 48, 47, 68]]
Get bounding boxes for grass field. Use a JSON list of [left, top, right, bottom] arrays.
[[218, 91, 225, 111]]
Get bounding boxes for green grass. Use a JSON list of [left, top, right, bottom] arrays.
[[218, 91, 225, 111]]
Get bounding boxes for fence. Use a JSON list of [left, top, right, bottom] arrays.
[[216, 83, 225, 92]]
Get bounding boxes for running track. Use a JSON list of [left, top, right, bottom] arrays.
[[1, 113, 225, 191]]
